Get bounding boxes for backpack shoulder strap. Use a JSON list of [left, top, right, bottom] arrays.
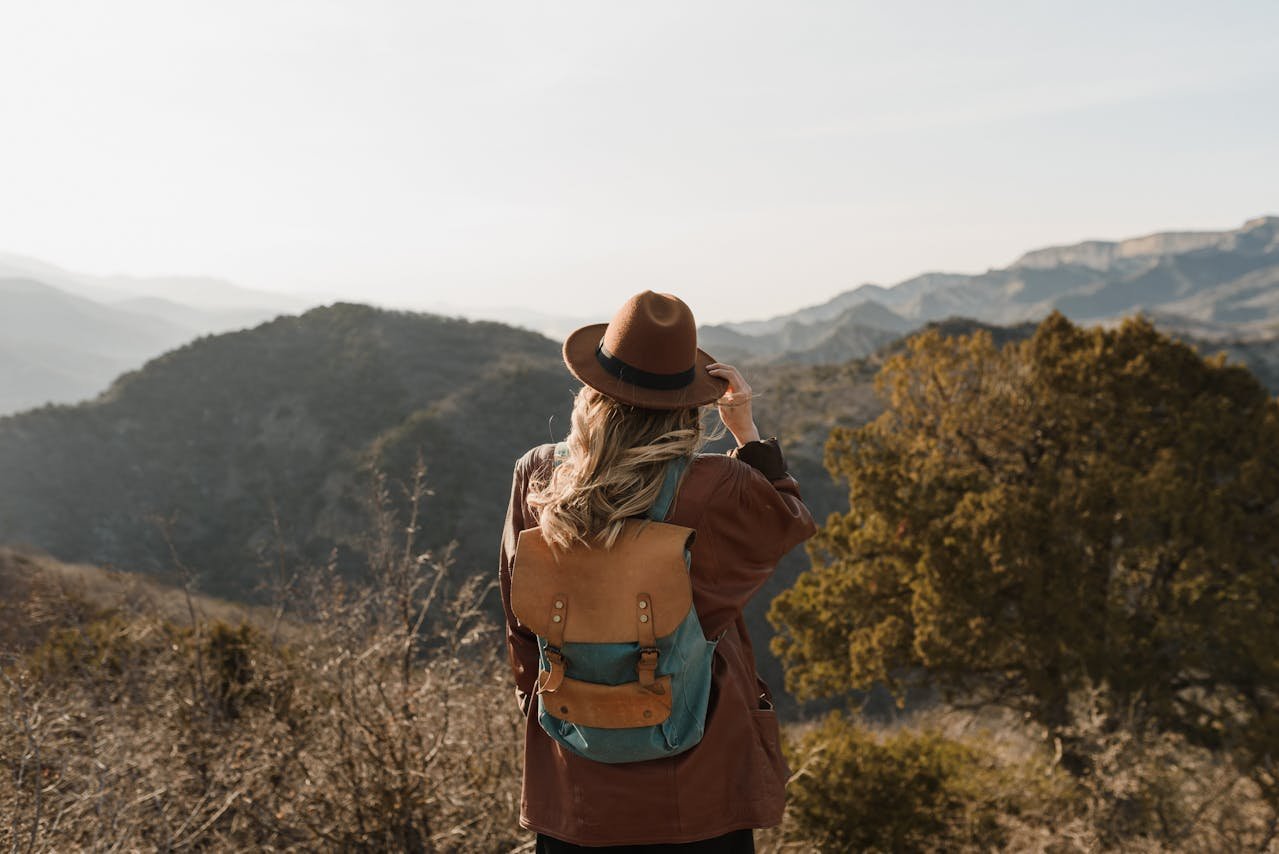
[[647, 455, 689, 522]]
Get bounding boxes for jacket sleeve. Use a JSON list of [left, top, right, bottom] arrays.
[[726, 436, 791, 482], [693, 438, 818, 632], [499, 450, 544, 716]]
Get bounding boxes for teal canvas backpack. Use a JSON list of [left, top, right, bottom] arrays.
[[510, 443, 718, 764]]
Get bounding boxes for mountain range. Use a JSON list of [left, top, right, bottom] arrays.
[[0, 254, 316, 415], [698, 215, 1279, 365], [5, 214, 1277, 412], [0, 253, 314, 313]]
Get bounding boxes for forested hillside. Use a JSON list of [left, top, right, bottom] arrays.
[[0, 304, 569, 597]]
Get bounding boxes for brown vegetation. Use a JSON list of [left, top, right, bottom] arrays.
[[1, 463, 525, 852], [760, 705, 1278, 853]]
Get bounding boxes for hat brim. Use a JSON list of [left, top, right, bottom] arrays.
[[562, 323, 730, 410]]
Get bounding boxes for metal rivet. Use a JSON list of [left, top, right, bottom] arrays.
[[639, 614, 649, 623], [560, 706, 569, 714], [638, 601, 648, 609], [643, 709, 652, 718], [552, 615, 562, 623], [554, 600, 564, 609]]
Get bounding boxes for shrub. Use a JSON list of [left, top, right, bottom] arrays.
[[784, 712, 1014, 853], [775, 705, 1279, 853]]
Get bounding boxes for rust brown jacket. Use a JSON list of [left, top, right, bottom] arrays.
[[499, 438, 818, 846]]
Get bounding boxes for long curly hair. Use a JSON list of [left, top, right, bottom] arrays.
[[527, 386, 722, 550]]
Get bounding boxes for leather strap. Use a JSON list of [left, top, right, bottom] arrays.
[[537, 594, 569, 694], [647, 454, 689, 522], [635, 593, 660, 692], [539, 648, 566, 694], [547, 593, 568, 649], [543, 674, 674, 728]]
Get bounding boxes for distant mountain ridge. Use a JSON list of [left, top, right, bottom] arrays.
[[1011, 215, 1279, 271], [6, 215, 1274, 413], [0, 253, 313, 312], [711, 216, 1279, 365], [699, 300, 911, 364], [0, 256, 320, 414], [715, 294, 914, 338], [0, 278, 198, 413]]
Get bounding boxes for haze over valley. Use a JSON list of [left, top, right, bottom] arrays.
[[4, 214, 1276, 416]]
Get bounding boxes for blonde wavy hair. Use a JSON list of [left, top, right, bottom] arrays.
[[528, 386, 723, 550]]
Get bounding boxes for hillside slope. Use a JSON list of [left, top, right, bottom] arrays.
[[0, 304, 570, 598], [0, 302, 883, 711]]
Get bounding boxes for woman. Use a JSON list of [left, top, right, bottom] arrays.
[[498, 290, 817, 852]]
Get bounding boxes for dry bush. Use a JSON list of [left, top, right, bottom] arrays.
[[1000, 690, 1279, 854], [758, 704, 1279, 854], [1, 462, 526, 852], [770, 710, 1068, 853]]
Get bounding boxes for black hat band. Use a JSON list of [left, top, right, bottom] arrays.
[[595, 341, 696, 390]]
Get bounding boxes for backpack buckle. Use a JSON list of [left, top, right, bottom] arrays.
[[538, 645, 567, 694], [636, 647, 661, 692]]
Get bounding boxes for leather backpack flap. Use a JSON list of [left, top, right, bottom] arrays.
[[511, 519, 695, 642]]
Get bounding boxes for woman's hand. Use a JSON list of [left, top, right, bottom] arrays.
[[706, 362, 761, 447]]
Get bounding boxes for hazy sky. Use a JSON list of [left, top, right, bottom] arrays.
[[2, 1, 1277, 324]]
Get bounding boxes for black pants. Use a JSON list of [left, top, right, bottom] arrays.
[[535, 829, 754, 853]]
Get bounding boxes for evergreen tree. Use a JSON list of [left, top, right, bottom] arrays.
[[770, 312, 1279, 797]]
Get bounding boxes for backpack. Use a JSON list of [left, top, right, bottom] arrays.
[[510, 442, 718, 764]]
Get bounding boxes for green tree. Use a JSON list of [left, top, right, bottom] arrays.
[[770, 312, 1279, 798]]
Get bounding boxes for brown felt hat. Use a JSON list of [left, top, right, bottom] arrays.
[[562, 291, 729, 410]]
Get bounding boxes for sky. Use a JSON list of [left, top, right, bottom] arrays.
[[1, 0, 1277, 325]]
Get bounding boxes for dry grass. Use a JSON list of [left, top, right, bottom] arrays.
[[8, 534, 1279, 854], [9, 544, 1277, 853], [5, 488, 1277, 851], [0, 546, 269, 638], [758, 704, 1279, 853], [1, 464, 527, 852]]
